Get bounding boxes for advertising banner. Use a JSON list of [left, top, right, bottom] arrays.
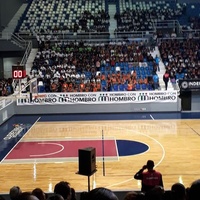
[[17, 91, 177, 105], [179, 79, 200, 91]]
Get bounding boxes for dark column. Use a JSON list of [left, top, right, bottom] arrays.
[[180, 91, 191, 111], [0, 57, 3, 79]]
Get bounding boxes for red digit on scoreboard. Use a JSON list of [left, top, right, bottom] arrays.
[[12, 65, 26, 79]]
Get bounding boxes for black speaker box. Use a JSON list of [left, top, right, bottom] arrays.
[[78, 147, 96, 176]]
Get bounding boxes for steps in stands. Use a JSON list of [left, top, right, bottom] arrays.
[[152, 47, 174, 91], [26, 48, 38, 75], [108, 4, 117, 39]]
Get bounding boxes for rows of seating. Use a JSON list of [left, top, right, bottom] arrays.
[[158, 38, 200, 81], [9, 1, 200, 95], [116, 0, 178, 14], [114, 0, 186, 32], [16, 0, 109, 34], [32, 37, 200, 94], [29, 40, 158, 93], [179, 3, 200, 29], [115, 1, 200, 33], [15, 0, 200, 37]]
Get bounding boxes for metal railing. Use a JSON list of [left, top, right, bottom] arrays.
[[13, 20, 183, 41], [0, 31, 28, 48], [11, 33, 28, 49], [20, 40, 32, 65], [181, 28, 200, 38]]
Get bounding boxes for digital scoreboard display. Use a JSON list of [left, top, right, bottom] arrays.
[[12, 65, 26, 79]]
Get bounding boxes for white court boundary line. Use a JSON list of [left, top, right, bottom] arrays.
[[3, 135, 119, 163], [150, 114, 155, 120], [2, 120, 165, 189], [0, 117, 41, 163], [104, 126, 165, 189], [29, 142, 64, 157], [61, 122, 165, 189]]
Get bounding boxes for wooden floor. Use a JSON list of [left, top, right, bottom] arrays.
[[0, 119, 200, 194]]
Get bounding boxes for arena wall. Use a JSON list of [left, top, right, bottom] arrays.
[[0, 94, 181, 126], [0, 0, 23, 31], [14, 101, 181, 115], [2, 90, 200, 126]]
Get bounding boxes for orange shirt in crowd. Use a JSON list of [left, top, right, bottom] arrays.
[[127, 82, 133, 91], [96, 83, 101, 91], [51, 82, 58, 92], [80, 82, 85, 90], [62, 82, 68, 92], [101, 73, 106, 80]]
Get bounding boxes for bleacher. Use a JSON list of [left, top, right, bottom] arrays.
[[114, 0, 185, 33], [1, 1, 200, 199], [30, 40, 158, 93], [15, 0, 109, 35], [1, 0, 200, 97]]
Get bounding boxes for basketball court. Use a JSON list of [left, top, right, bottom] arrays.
[[0, 113, 200, 193]]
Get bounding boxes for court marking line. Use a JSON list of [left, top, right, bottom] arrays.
[[22, 137, 115, 142], [114, 138, 119, 161], [79, 123, 165, 165], [184, 122, 200, 136], [104, 126, 165, 189], [25, 123, 165, 167], [150, 114, 154, 120], [3, 136, 118, 163], [29, 142, 64, 157], [3, 121, 165, 187], [0, 117, 41, 163], [79, 123, 165, 166]]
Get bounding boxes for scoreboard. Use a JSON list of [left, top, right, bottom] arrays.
[[12, 65, 26, 79]]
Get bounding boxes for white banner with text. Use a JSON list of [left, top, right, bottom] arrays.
[[16, 91, 178, 105]]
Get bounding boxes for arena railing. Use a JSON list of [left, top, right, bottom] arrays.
[[10, 33, 28, 49], [154, 20, 181, 30], [14, 19, 181, 41], [0, 31, 28, 49], [181, 29, 200, 38]]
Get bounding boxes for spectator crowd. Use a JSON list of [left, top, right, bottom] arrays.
[[0, 78, 14, 97], [28, 39, 160, 93], [3, 178, 200, 200], [159, 38, 200, 81]]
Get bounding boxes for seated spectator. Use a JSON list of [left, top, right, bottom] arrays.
[[145, 186, 164, 200], [171, 183, 186, 200], [17, 192, 39, 200], [0, 196, 5, 200], [9, 186, 22, 200], [32, 188, 47, 200], [153, 73, 159, 90], [54, 181, 71, 200], [81, 187, 118, 200], [70, 188, 76, 200], [188, 179, 200, 200], [123, 191, 145, 200], [47, 194, 64, 200]]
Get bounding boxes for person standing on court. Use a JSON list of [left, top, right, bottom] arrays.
[[134, 160, 164, 193]]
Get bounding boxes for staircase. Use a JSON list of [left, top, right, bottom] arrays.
[[26, 48, 38, 75], [108, 4, 117, 39], [151, 47, 175, 91]]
